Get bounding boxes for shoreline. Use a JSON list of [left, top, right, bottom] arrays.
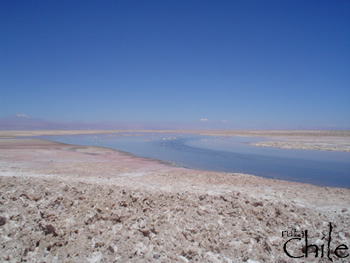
[[5, 134, 350, 188], [2, 130, 350, 188], [1, 129, 349, 152], [0, 134, 349, 262]]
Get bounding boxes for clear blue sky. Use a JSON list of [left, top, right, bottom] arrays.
[[1, 0, 349, 129]]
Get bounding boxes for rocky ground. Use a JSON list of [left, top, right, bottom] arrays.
[[0, 136, 349, 262]]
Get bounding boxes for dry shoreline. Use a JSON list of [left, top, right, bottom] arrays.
[[198, 130, 350, 152], [1, 129, 349, 152], [0, 131, 350, 262]]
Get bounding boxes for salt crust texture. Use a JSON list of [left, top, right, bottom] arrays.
[[0, 136, 349, 262]]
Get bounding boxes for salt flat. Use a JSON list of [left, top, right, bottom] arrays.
[[2, 129, 349, 152], [0, 131, 349, 262]]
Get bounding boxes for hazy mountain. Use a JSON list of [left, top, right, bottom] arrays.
[[0, 114, 78, 130], [2, 115, 345, 130], [0, 114, 184, 130]]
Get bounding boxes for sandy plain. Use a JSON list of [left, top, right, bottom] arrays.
[[0, 130, 349, 262]]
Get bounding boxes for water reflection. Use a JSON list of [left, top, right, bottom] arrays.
[[39, 133, 350, 188]]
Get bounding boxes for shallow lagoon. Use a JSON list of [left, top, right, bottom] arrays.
[[40, 133, 350, 188]]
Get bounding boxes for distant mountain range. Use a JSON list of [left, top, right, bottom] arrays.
[[1, 114, 347, 130], [0, 114, 90, 130], [0, 114, 187, 130], [0, 114, 141, 130]]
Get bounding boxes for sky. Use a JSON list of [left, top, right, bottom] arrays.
[[1, 0, 349, 129]]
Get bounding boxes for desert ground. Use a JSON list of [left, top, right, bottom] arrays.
[[199, 130, 350, 152], [1, 129, 349, 152], [0, 130, 349, 262]]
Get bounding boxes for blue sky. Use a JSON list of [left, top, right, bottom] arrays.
[[1, 0, 349, 129]]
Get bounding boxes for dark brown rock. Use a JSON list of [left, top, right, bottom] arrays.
[[40, 224, 58, 236], [0, 216, 6, 226]]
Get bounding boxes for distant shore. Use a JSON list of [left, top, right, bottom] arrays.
[[0, 133, 349, 262], [1, 129, 350, 152]]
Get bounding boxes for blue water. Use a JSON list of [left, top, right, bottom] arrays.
[[38, 133, 350, 188]]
